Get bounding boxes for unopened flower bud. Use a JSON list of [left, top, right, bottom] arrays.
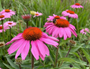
[[15, 58, 22, 64], [69, 40, 75, 46], [0, 41, 5, 47]]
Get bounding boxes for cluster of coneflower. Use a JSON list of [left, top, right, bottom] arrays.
[[0, 3, 89, 69]]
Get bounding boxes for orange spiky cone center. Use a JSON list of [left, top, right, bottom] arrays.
[[54, 16, 60, 19], [75, 3, 80, 6], [66, 10, 75, 14], [0, 15, 4, 18], [8, 23, 12, 25], [22, 27, 42, 41], [35, 13, 39, 16], [5, 9, 10, 12], [0, 26, 3, 30], [55, 19, 69, 27]]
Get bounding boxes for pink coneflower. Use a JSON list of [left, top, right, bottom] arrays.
[[0, 12, 11, 20], [33, 12, 42, 17], [1, 9, 15, 16], [6, 27, 59, 60], [4, 21, 16, 28], [44, 19, 77, 40], [71, 3, 84, 9], [80, 28, 89, 34], [22, 14, 31, 21], [62, 10, 78, 19], [0, 24, 9, 33], [47, 14, 66, 21]]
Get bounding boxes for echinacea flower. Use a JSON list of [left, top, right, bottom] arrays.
[[80, 28, 89, 34], [62, 10, 78, 19], [0, 24, 9, 33], [47, 14, 66, 21], [6, 27, 59, 60], [1, 9, 15, 16], [33, 12, 42, 17], [0, 12, 11, 21], [71, 3, 84, 9], [44, 19, 77, 40], [4, 21, 16, 28], [22, 14, 31, 21]]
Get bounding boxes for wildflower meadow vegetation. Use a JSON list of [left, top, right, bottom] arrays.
[[0, 0, 90, 69]]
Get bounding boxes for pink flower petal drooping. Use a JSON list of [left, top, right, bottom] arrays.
[[71, 3, 84, 9], [0, 24, 9, 33], [1, 9, 15, 16], [33, 12, 42, 17], [44, 18, 77, 40], [62, 10, 78, 19], [80, 28, 89, 34], [6, 27, 59, 60], [4, 21, 16, 28]]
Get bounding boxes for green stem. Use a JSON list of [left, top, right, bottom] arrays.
[[59, 46, 72, 67], [68, 17, 70, 22], [31, 54, 34, 69], [36, 17, 38, 27], [55, 38, 60, 67], [1, 20, 4, 41], [26, 21, 29, 28], [65, 46, 72, 57], [10, 27, 11, 40], [18, 64, 22, 69]]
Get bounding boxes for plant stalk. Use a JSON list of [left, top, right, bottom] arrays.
[[65, 46, 72, 57], [55, 38, 60, 67], [19, 64, 22, 69], [1, 20, 5, 41], [31, 54, 34, 69]]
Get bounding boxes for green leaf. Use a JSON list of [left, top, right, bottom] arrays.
[[81, 48, 90, 64], [6, 57, 19, 69], [3, 63, 14, 69]]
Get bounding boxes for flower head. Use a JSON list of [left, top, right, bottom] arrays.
[[4, 21, 16, 28], [33, 12, 42, 17], [6, 27, 59, 60], [62, 10, 78, 18], [0, 24, 9, 33], [22, 14, 31, 21], [1, 9, 15, 16], [80, 28, 89, 34], [47, 14, 66, 21], [44, 19, 77, 40], [0, 12, 11, 20], [71, 3, 84, 9]]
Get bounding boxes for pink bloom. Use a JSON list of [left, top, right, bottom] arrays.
[[22, 14, 31, 21], [4, 21, 16, 28], [33, 12, 42, 17], [80, 28, 89, 34], [1, 9, 15, 16], [0, 68, 2, 69], [0, 24, 9, 33], [6, 27, 59, 60], [71, 3, 84, 9], [44, 19, 77, 40], [62, 10, 78, 18], [0, 12, 11, 20], [47, 14, 66, 21]]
